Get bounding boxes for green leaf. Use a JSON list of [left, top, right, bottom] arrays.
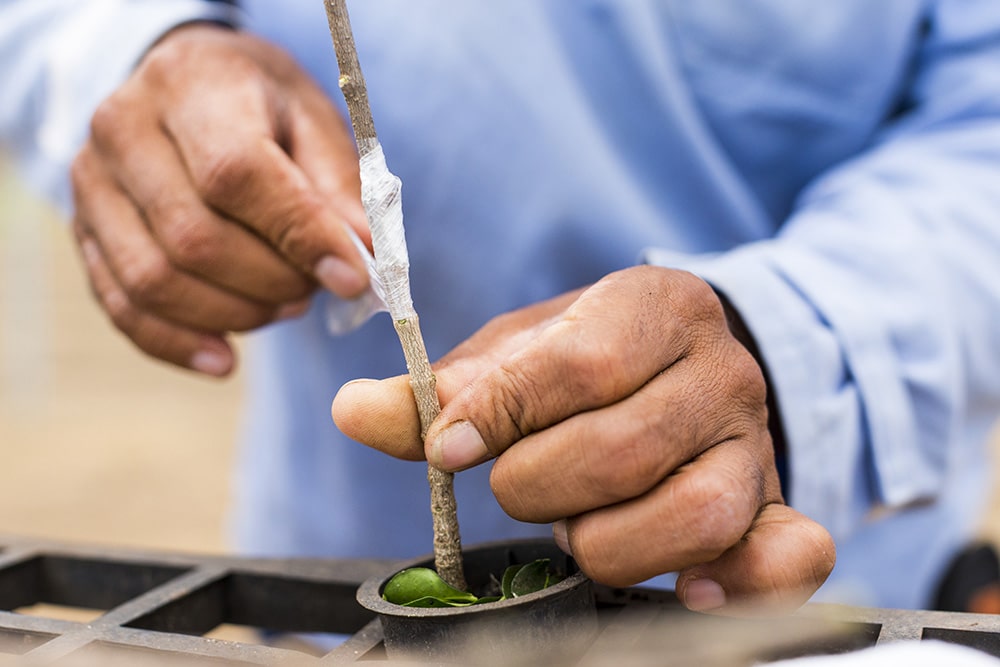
[[510, 559, 552, 597], [500, 563, 524, 599], [401, 595, 477, 608], [382, 561, 564, 608], [383, 568, 477, 606]]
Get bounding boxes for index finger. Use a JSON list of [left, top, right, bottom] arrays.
[[166, 96, 369, 299], [331, 289, 583, 459], [425, 267, 713, 471]]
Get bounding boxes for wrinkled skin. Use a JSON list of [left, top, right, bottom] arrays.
[[334, 266, 835, 615], [71, 24, 370, 375]]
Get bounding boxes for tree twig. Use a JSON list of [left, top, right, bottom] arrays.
[[322, 0, 466, 591]]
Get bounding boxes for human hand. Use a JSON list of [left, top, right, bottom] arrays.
[[71, 23, 370, 376], [333, 266, 835, 614]]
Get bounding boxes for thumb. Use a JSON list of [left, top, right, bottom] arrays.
[[332, 377, 423, 460], [331, 355, 488, 460], [332, 292, 581, 459], [676, 504, 836, 616]]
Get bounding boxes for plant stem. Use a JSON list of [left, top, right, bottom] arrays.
[[322, 0, 467, 592], [322, 0, 376, 156], [394, 317, 466, 591]]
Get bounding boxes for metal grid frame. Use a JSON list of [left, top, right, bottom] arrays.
[[1, 536, 999, 665]]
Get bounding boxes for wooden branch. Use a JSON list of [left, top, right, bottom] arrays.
[[395, 316, 465, 591], [323, 0, 377, 155], [322, 0, 467, 591]]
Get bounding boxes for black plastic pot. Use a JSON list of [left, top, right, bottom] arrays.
[[356, 539, 597, 664]]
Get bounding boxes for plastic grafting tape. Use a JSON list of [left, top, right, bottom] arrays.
[[360, 143, 415, 322], [324, 222, 387, 335]]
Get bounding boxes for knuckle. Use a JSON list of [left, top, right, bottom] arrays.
[[489, 462, 534, 522], [265, 190, 327, 266], [89, 94, 127, 145], [487, 363, 538, 445], [138, 39, 183, 81], [101, 288, 136, 332], [118, 255, 173, 307], [685, 278, 725, 326], [271, 195, 326, 265], [726, 343, 768, 411], [193, 149, 255, 206], [138, 32, 222, 87], [159, 209, 217, 269], [656, 269, 724, 330], [673, 471, 752, 559], [559, 334, 626, 406], [569, 521, 637, 587]]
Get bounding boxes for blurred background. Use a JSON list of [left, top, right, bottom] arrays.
[[0, 158, 243, 555]]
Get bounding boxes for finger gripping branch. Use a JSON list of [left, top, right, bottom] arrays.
[[323, 0, 466, 592]]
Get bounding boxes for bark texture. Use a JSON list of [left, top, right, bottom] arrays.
[[323, 0, 467, 591]]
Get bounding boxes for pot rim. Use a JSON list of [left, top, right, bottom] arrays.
[[356, 538, 590, 619]]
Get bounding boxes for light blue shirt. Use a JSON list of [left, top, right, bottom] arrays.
[[3, 0, 1000, 610]]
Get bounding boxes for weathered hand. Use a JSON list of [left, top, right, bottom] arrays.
[[333, 266, 835, 614], [71, 23, 370, 375]]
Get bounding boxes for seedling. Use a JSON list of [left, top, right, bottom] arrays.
[[383, 559, 565, 608]]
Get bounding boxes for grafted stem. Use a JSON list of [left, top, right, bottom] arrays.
[[323, 0, 466, 591]]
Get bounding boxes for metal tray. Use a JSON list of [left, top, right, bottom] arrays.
[[0, 536, 997, 665]]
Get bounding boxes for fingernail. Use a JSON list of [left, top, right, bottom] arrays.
[[553, 520, 572, 555], [315, 255, 367, 298], [341, 377, 377, 390], [431, 421, 489, 471], [190, 349, 231, 376], [276, 299, 312, 320], [191, 338, 233, 377], [682, 578, 726, 612]]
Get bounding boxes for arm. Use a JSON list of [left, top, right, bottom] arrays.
[[330, 0, 1000, 614], [646, 0, 1000, 537], [334, 266, 837, 614], [1, 2, 373, 375]]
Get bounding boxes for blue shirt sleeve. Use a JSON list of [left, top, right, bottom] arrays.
[[0, 0, 242, 208], [646, 0, 1000, 538]]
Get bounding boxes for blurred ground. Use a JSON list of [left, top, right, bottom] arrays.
[[0, 161, 244, 555]]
